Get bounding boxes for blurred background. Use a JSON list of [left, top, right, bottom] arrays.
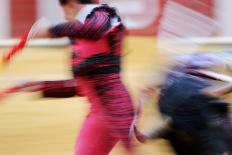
[[0, 0, 231, 38], [0, 0, 232, 155]]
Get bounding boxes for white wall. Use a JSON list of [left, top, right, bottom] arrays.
[[0, 0, 10, 38], [36, 0, 64, 25], [101, 0, 158, 29], [215, 0, 232, 36]]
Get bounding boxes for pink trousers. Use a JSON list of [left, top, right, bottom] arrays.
[[74, 73, 134, 155], [74, 113, 119, 155]]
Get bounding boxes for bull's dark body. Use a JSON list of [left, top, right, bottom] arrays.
[[158, 68, 232, 155]]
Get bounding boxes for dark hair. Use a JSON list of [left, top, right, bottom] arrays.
[[59, 0, 94, 5]]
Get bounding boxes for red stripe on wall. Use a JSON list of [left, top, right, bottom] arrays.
[[173, 0, 214, 17], [10, 0, 36, 37]]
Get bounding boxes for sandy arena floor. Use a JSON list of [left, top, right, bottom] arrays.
[[1, 36, 228, 155]]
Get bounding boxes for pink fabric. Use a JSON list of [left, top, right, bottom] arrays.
[[74, 38, 109, 56], [49, 5, 133, 154], [74, 113, 118, 155], [76, 73, 134, 152], [71, 36, 120, 70]]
